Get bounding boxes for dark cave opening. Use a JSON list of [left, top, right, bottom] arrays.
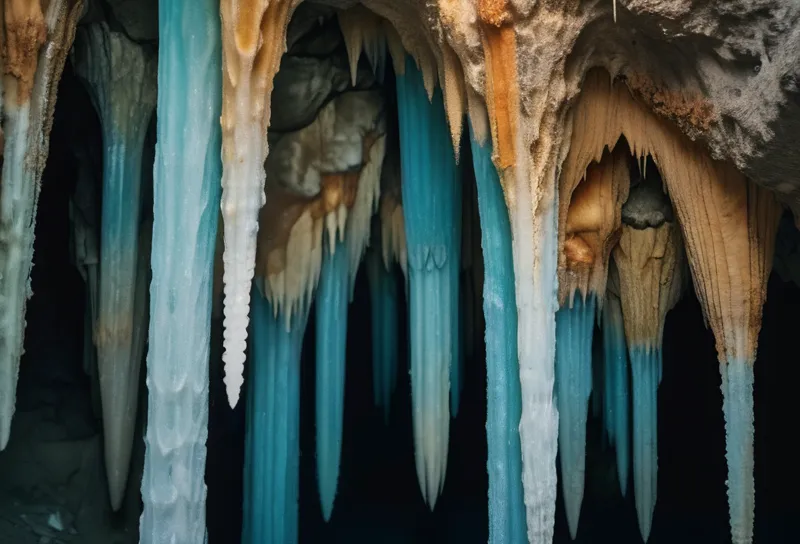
[[3, 38, 798, 544]]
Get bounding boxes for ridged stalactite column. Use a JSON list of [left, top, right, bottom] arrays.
[[470, 121, 526, 544], [73, 22, 157, 511], [560, 70, 782, 544], [218, 0, 298, 408], [139, 0, 223, 542], [478, 1, 561, 540], [0, 0, 84, 450], [660, 160, 780, 544], [396, 55, 462, 509], [613, 215, 685, 540], [555, 145, 629, 537]]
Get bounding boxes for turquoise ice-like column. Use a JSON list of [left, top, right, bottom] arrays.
[[630, 347, 660, 541], [592, 340, 604, 421], [721, 358, 755, 544], [73, 22, 157, 511], [470, 126, 526, 544], [555, 294, 596, 539], [396, 55, 461, 507], [450, 159, 464, 419], [452, 290, 464, 418], [365, 244, 399, 423], [243, 287, 308, 544], [603, 295, 629, 497], [0, 0, 86, 451], [316, 237, 351, 520], [138, 1, 221, 541]]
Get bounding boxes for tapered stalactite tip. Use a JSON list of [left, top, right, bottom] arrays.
[[0, 420, 12, 451], [223, 343, 246, 408], [721, 357, 755, 544]]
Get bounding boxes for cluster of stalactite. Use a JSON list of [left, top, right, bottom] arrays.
[[0, 1, 796, 544]]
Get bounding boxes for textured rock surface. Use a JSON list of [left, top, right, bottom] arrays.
[[315, 0, 799, 210]]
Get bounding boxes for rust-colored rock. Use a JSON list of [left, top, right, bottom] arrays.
[[559, 144, 629, 304], [1, 0, 47, 104], [613, 222, 684, 351]]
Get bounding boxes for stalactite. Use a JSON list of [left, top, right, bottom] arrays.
[[470, 122, 526, 544], [73, 21, 157, 511], [315, 236, 350, 521], [396, 54, 461, 508], [602, 277, 629, 498], [564, 68, 782, 544], [0, 0, 84, 450], [139, 0, 222, 541], [242, 287, 308, 544], [218, 0, 297, 408]]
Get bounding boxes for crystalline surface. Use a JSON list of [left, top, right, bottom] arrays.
[[555, 294, 596, 539], [470, 126, 526, 544], [73, 21, 157, 510], [315, 237, 350, 521], [243, 288, 308, 544], [630, 348, 660, 541], [0, 0, 84, 450], [602, 295, 630, 498], [138, 0, 222, 541], [721, 358, 755, 544], [395, 55, 461, 508]]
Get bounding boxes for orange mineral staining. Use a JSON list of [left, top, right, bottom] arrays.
[[2, 0, 46, 104], [559, 145, 630, 304]]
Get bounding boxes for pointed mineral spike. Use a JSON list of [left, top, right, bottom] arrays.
[[315, 237, 350, 521], [479, 12, 560, 539], [558, 72, 780, 543], [366, 239, 400, 422], [630, 347, 659, 541], [138, 0, 222, 540], [470, 123, 527, 544], [0, 0, 84, 450], [73, 22, 157, 511], [602, 289, 630, 498], [721, 357, 755, 544], [396, 55, 461, 508], [614, 181, 685, 540], [554, 140, 630, 538], [243, 287, 308, 544], [219, 0, 294, 409], [337, 4, 383, 86], [555, 294, 596, 539]]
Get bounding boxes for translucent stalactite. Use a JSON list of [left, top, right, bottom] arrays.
[[315, 237, 350, 521], [242, 288, 308, 544], [219, 0, 294, 408], [601, 288, 629, 498], [73, 21, 157, 510], [630, 347, 659, 540], [480, 15, 559, 540], [450, 157, 464, 419], [0, 0, 84, 450], [554, 142, 629, 536], [470, 124, 526, 544], [721, 357, 755, 544], [138, 0, 222, 541], [396, 55, 461, 508], [560, 70, 780, 543], [368, 140, 404, 421], [365, 237, 399, 423], [614, 211, 684, 541], [555, 294, 596, 538]]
